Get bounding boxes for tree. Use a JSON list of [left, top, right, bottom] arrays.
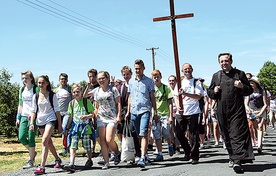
[[0, 68, 20, 137], [79, 80, 87, 91], [257, 61, 276, 95]]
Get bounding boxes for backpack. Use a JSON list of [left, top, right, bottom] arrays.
[[35, 91, 55, 112], [21, 84, 37, 95], [158, 84, 167, 102], [193, 79, 204, 111]]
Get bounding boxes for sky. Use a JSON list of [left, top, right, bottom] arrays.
[[1, 0, 276, 86]]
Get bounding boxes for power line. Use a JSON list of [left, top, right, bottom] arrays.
[[47, 0, 153, 48], [17, 0, 175, 65], [19, 0, 147, 48]]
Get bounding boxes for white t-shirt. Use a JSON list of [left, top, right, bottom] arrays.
[[180, 78, 204, 115], [32, 93, 60, 126], [93, 86, 120, 123], [21, 87, 35, 117]]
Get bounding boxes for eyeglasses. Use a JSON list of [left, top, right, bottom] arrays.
[[97, 77, 106, 81], [60, 78, 67, 81], [168, 80, 175, 82]]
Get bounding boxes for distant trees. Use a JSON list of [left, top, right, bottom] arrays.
[[257, 61, 276, 95], [0, 68, 89, 137], [0, 68, 19, 137]]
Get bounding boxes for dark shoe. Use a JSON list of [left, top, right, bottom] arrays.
[[233, 163, 244, 173], [191, 159, 199, 165], [183, 154, 190, 161], [154, 154, 164, 162], [228, 160, 234, 168], [257, 147, 262, 154], [114, 152, 121, 165], [63, 164, 76, 172], [59, 148, 68, 156], [145, 155, 151, 165], [85, 158, 93, 168], [168, 144, 174, 157]]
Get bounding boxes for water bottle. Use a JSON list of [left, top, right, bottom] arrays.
[[250, 113, 256, 119], [151, 120, 156, 130]]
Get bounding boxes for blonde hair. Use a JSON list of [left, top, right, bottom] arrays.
[[71, 83, 82, 93], [121, 66, 132, 74]]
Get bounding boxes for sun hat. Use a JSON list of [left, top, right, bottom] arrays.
[[249, 76, 260, 85]]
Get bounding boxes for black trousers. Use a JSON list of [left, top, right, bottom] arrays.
[[128, 120, 141, 157], [175, 114, 200, 161]]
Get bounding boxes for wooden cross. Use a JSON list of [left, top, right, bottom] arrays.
[[153, 0, 193, 109]]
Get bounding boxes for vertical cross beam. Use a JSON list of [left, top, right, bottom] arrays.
[[153, 0, 193, 109]]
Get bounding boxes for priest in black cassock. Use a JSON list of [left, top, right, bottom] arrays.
[[207, 53, 254, 174]]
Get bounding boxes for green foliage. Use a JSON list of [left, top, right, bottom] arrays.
[[257, 61, 276, 95], [0, 68, 20, 137], [79, 80, 87, 91]]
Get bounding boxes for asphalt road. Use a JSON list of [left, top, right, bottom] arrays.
[[2, 127, 276, 176]]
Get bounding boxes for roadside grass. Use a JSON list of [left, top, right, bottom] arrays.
[[0, 133, 101, 174]]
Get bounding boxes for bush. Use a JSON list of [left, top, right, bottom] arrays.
[[0, 68, 20, 137]]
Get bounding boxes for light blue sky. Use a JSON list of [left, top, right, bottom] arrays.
[[1, 0, 275, 86]]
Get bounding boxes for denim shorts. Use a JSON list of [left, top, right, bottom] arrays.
[[131, 111, 150, 137], [37, 120, 57, 129], [97, 119, 117, 128], [152, 115, 171, 140], [61, 114, 70, 133]]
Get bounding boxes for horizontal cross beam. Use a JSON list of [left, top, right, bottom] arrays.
[[153, 13, 194, 22]]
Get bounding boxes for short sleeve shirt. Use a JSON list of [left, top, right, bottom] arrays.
[[128, 75, 155, 115], [68, 98, 95, 124], [181, 78, 204, 115], [32, 93, 60, 126], [155, 84, 173, 116], [93, 86, 120, 122], [20, 85, 39, 117], [54, 86, 72, 115]]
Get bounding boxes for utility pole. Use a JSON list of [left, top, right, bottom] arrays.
[[146, 47, 159, 70]]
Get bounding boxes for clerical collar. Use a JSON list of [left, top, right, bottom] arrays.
[[223, 67, 233, 74]]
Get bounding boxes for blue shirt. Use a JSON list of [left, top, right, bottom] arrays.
[[128, 75, 155, 115]]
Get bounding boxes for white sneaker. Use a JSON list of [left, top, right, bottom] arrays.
[[214, 142, 219, 146], [223, 142, 227, 149], [102, 162, 110, 170], [199, 143, 204, 149], [22, 160, 34, 169]]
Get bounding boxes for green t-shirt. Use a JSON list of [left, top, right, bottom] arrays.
[[68, 98, 95, 134], [155, 84, 173, 116]]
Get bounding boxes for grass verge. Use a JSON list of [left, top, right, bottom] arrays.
[[0, 134, 101, 174]]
